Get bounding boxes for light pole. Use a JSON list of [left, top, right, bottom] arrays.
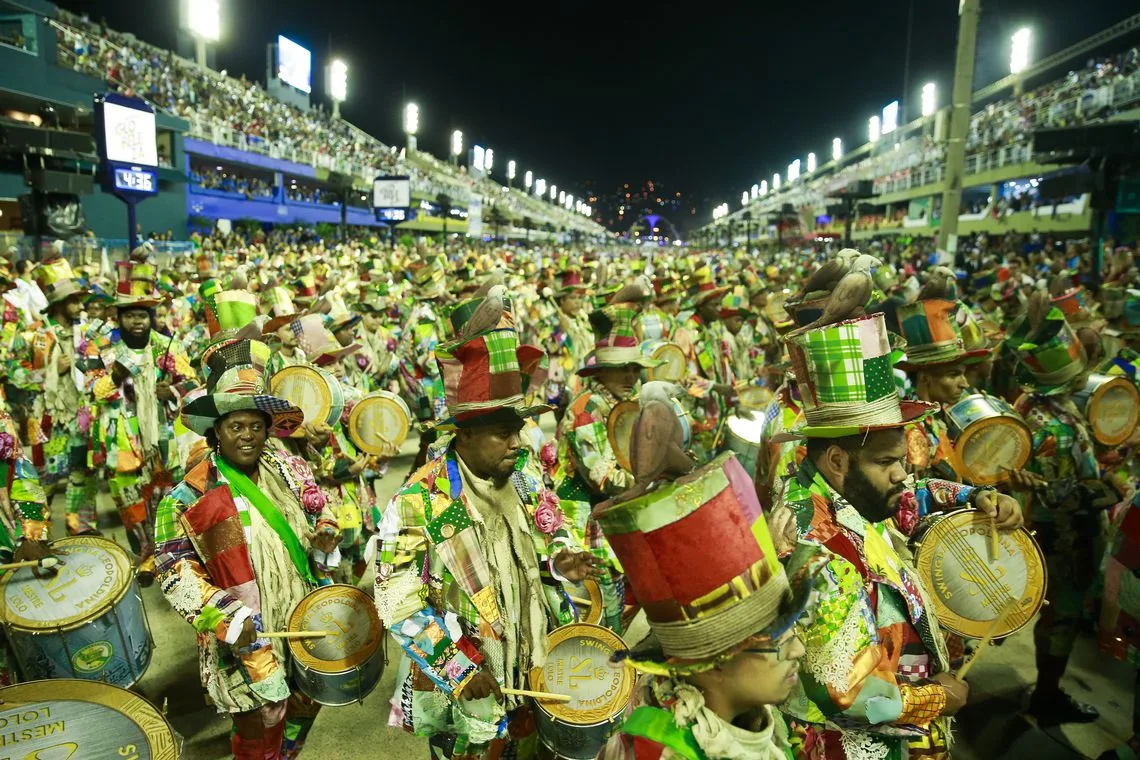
[[484, 148, 494, 176], [327, 59, 347, 120], [450, 130, 463, 166], [403, 102, 419, 154], [181, 0, 220, 69], [936, 0, 981, 253], [1011, 27, 1031, 97]]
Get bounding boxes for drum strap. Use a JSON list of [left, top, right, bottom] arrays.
[[217, 457, 318, 587], [621, 706, 706, 760]]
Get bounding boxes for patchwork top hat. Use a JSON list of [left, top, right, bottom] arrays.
[[114, 261, 163, 308], [784, 312, 936, 438], [260, 285, 303, 333], [578, 302, 662, 377], [286, 313, 360, 366], [1051, 286, 1099, 327], [718, 287, 756, 320], [33, 258, 85, 305], [434, 295, 549, 429], [181, 339, 304, 437], [1010, 307, 1088, 395], [198, 280, 265, 353], [683, 265, 729, 306], [411, 257, 447, 300], [895, 299, 990, 371], [595, 451, 821, 672]]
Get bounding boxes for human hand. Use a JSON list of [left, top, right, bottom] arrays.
[[233, 617, 258, 649], [348, 453, 370, 476], [974, 489, 1023, 530], [14, 540, 57, 578], [57, 353, 72, 374], [1005, 468, 1047, 492], [303, 422, 332, 447], [308, 529, 340, 554], [933, 672, 970, 715], [553, 550, 605, 582], [156, 380, 174, 402], [111, 362, 129, 385], [459, 669, 502, 702]]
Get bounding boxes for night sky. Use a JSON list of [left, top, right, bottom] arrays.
[[56, 0, 1134, 221]]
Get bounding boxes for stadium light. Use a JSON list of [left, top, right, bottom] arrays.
[[565, 194, 574, 210], [868, 115, 880, 143], [832, 137, 842, 161], [773, 173, 781, 191], [788, 159, 801, 183], [328, 60, 348, 102], [881, 101, 899, 135], [760, 180, 768, 196], [807, 152, 817, 173], [741, 190, 749, 206], [921, 82, 937, 117], [751, 183, 759, 199], [183, 0, 220, 42], [535, 178, 546, 197], [472, 145, 485, 172], [1010, 28, 1031, 75], [484, 148, 494, 173], [507, 160, 516, 181], [403, 103, 419, 135], [450, 130, 463, 157], [525, 170, 533, 188], [550, 184, 557, 201], [558, 190, 565, 204]]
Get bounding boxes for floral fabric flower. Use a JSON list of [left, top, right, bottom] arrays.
[[534, 489, 565, 535]]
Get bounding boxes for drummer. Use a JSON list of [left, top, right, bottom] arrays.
[[154, 338, 340, 760], [553, 294, 661, 632], [717, 286, 759, 386], [543, 268, 595, 419], [769, 311, 1023, 760], [372, 293, 603, 760], [1006, 304, 1117, 725]]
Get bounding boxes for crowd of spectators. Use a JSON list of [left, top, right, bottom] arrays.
[[190, 166, 276, 199], [0, 24, 28, 52]]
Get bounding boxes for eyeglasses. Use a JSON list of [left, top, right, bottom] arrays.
[[742, 624, 802, 662]]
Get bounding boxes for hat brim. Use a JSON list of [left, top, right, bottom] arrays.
[[182, 393, 304, 437], [262, 313, 305, 334], [895, 348, 992, 372], [578, 355, 662, 377], [691, 286, 730, 306], [331, 315, 362, 332], [114, 296, 163, 309], [314, 342, 361, 365], [430, 403, 553, 432], [47, 282, 88, 304], [772, 399, 938, 442]]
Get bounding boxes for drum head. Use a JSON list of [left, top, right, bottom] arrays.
[[0, 679, 179, 759], [955, 417, 1032, 485], [530, 624, 633, 725], [348, 392, 412, 455], [736, 385, 772, 411], [607, 400, 640, 473], [726, 414, 765, 445], [1088, 377, 1140, 446], [287, 585, 384, 672], [270, 366, 337, 435], [913, 510, 1045, 639], [0, 536, 131, 632], [646, 343, 686, 383]]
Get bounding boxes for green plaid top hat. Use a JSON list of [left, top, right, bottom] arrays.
[[181, 339, 304, 437], [33, 258, 85, 305], [784, 312, 936, 438], [1010, 307, 1088, 395], [579, 302, 662, 377], [895, 299, 989, 371], [434, 301, 549, 429], [684, 265, 729, 306]]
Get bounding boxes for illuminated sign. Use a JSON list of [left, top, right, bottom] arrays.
[[113, 167, 157, 194], [376, 208, 409, 222], [277, 35, 312, 93]]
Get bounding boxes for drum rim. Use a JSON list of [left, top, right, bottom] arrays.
[[0, 678, 179, 759], [607, 400, 640, 473], [0, 536, 134, 632], [270, 365, 342, 433], [913, 509, 1046, 639], [287, 584, 384, 671], [645, 342, 684, 382], [1086, 376, 1140, 445], [954, 417, 1032, 486], [566, 578, 605, 626], [348, 392, 412, 455], [530, 623, 633, 724]]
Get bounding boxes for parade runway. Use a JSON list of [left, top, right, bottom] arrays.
[[55, 421, 1133, 760]]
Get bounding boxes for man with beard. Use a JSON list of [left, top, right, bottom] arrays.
[[86, 255, 196, 582], [769, 312, 1021, 760], [553, 297, 661, 631]]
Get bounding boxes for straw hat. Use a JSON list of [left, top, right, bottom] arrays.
[[894, 299, 990, 371]]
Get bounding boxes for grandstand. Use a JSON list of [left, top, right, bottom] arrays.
[[0, 0, 605, 246], [702, 19, 1140, 247]]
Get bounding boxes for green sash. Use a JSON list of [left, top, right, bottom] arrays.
[[619, 706, 706, 760], [216, 456, 317, 587]]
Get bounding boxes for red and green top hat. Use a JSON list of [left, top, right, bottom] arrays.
[[411, 257, 447, 300], [718, 287, 755, 320], [785, 312, 935, 438], [434, 303, 549, 428], [578, 302, 662, 376], [33, 258, 85, 305], [683, 265, 729, 306], [1010, 307, 1088, 395], [181, 339, 303, 437], [653, 276, 682, 303], [555, 268, 589, 296], [895, 299, 989, 371], [595, 451, 821, 670], [1051, 287, 1099, 327]]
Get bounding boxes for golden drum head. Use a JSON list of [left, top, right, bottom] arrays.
[[607, 400, 640, 473], [1082, 375, 1140, 446], [946, 394, 1031, 485], [348, 391, 412, 455], [645, 342, 686, 383], [287, 585, 384, 673], [736, 384, 772, 411], [270, 365, 344, 435], [529, 623, 633, 725], [912, 510, 1045, 639]]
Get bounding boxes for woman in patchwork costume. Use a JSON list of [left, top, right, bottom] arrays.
[[372, 292, 603, 760], [154, 339, 341, 759]]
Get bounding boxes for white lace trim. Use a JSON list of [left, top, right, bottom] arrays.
[[166, 561, 203, 618], [839, 729, 891, 760], [805, 603, 864, 693], [374, 572, 425, 627]]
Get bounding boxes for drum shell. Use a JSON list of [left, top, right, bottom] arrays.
[[944, 393, 1031, 485], [724, 414, 764, 482], [348, 390, 413, 455], [272, 366, 345, 431], [1072, 373, 1140, 445], [640, 339, 686, 383], [290, 647, 385, 707], [534, 707, 623, 760]]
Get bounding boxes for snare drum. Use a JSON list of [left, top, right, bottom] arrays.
[[0, 536, 152, 687], [0, 679, 180, 759], [945, 393, 1032, 485], [270, 365, 345, 435], [608, 398, 691, 473], [1073, 373, 1140, 445], [640, 339, 686, 383], [736, 383, 772, 411], [911, 509, 1046, 639], [725, 414, 765, 481], [348, 390, 412, 455], [529, 623, 633, 760], [287, 584, 385, 706]]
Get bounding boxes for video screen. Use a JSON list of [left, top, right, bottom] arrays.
[[277, 35, 312, 94], [102, 101, 158, 167]]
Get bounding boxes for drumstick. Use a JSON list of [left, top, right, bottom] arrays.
[[989, 517, 1000, 560], [501, 687, 572, 702], [260, 630, 338, 639], [956, 598, 1018, 680], [568, 595, 593, 606], [0, 557, 59, 572]]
